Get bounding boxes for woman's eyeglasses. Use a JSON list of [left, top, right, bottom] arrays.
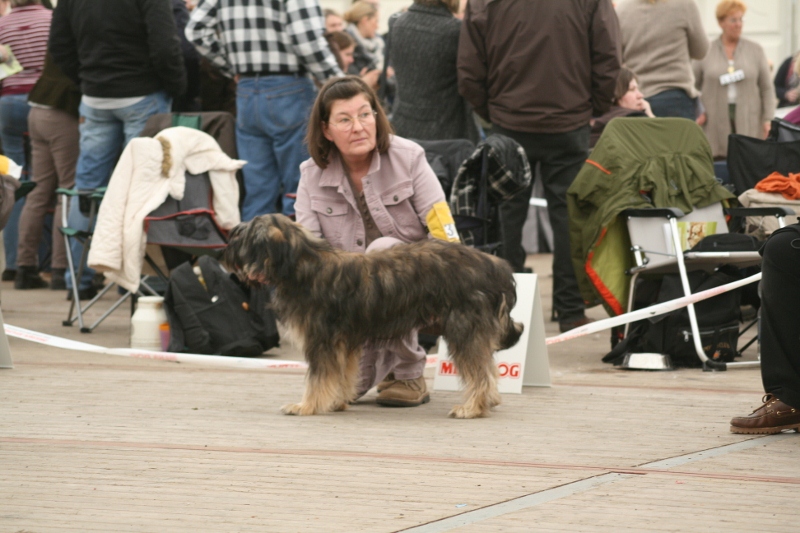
[[329, 110, 377, 132]]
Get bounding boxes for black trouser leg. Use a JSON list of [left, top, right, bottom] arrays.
[[494, 124, 589, 322], [759, 228, 800, 408]]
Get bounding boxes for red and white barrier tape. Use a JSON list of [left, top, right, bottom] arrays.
[[3, 324, 308, 370], [2, 272, 760, 368], [545, 272, 761, 345]]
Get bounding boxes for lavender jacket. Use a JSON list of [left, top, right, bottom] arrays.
[[295, 136, 446, 253]]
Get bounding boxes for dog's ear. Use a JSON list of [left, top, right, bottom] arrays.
[[262, 214, 298, 281]]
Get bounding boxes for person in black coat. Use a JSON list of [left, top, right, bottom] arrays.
[[389, 0, 479, 144]]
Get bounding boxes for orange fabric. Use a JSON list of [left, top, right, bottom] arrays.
[[584, 227, 625, 316], [585, 159, 611, 175], [755, 172, 800, 200]]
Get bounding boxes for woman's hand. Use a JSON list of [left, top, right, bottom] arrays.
[[786, 88, 800, 104], [696, 112, 707, 126], [642, 98, 655, 118], [763, 121, 771, 139]]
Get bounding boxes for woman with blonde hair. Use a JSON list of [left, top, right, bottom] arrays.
[[694, 0, 776, 158], [344, 1, 383, 75]]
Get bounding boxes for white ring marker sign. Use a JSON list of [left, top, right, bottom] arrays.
[[433, 273, 550, 394]]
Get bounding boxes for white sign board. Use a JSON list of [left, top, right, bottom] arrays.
[[433, 273, 549, 394]]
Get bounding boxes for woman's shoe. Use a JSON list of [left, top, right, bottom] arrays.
[[50, 268, 67, 291], [1, 269, 16, 281], [14, 266, 48, 289]]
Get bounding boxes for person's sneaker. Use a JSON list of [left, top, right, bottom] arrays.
[[730, 394, 800, 434], [376, 375, 430, 407], [559, 316, 594, 333], [50, 268, 67, 291], [1, 269, 16, 281], [14, 266, 48, 290]]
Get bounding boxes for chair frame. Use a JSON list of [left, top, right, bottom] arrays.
[[623, 205, 794, 370]]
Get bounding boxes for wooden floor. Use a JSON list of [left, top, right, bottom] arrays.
[[1, 255, 798, 532]]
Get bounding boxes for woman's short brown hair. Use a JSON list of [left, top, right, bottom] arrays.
[[716, 0, 746, 21], [328, 30, 355, 52], [614, 66, 639, 104], [306, 76, 394, 169]]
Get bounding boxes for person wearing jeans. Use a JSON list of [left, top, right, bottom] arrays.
[[186, 0, 343, 221], [235, 75, 317, 220], [64, 92, 172, 297], [49, 0, 186, 298], [0, 1, 53, 282]]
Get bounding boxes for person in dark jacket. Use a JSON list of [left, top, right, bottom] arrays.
[[48, 0, 187, 299], [457, 0, 621, 333], [774, 53, 800, 109], [390, 0, 479, 144]]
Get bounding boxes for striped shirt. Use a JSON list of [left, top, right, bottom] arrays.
[[186, 0, 342, 82], [0, 5, 51, 96]]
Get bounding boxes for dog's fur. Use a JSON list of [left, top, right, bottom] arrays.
[[223, 214, 524, 418]]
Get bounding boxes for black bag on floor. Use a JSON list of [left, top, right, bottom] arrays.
[[604, 268, 742, 367], [164, 255, 280, 357]]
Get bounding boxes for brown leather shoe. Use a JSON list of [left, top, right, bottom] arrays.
[[376, 373, 395, 393], [730, 394, 800, 434], [376, 375, 430, 407]]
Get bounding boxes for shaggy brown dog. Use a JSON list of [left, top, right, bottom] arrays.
[[223, 214, 524, 418]]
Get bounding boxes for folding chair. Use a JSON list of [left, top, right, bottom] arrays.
[[623, 202, 792, 370], [568, 117, 792, 370], [57, 187, 159, 332]]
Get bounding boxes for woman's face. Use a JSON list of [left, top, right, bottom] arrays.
[[617, 78, 646, 111], [323, 94, 378, 163], [358, 14, 379, 39], [326, 14, 344, 34], [719, 10, 744, 41], [340, 45, 355, 71]]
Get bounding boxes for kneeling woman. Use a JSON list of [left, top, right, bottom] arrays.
[[295, 76, 447, 407]]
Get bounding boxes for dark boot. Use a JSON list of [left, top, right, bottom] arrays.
[[14, 266, 48, 290], [50, 268, 67, 291]]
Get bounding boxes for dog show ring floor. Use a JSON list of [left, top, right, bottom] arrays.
[[1, 254, 797, 532]]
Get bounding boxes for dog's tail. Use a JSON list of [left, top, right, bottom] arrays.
[[498, 294, 524, 350]]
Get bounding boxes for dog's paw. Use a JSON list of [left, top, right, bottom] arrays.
[[448, 405, 488, 419], [333, 402, 349, 412], [281, 403, 316, 416]]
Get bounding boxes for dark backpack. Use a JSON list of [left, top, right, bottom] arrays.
[[164, 255, 280, 357], [604, 267, 743, 368]]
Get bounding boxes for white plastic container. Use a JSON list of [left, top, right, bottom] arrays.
[[130, 296, 168, 350]]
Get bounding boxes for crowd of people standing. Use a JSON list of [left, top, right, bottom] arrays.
[[0, 0, 796, 430]]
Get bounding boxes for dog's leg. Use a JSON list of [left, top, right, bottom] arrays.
[[331, 346, 362, 411], [446, 329, 500, 419], [282, 344, 347, 416]]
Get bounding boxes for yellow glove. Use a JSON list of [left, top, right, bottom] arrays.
[[426, 201, 460, 243]]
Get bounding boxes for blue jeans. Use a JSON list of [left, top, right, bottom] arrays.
[[0, 93, 31, 271], [646, 89, 697, 120], [236, 75, 316, 220], [67, 91, 171, 289]]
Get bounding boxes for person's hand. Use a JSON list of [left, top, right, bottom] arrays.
[[360, 67, 380, 90], [642, 98, 655, 118], [386, 66, 395, 79], [787, 88, 800, 104], [763, 121, 771, 139], [696, 112, 707, 126]]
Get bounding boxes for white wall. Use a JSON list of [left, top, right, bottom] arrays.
[[320, 0, 411, 34], [695, 0, 795, 70]]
